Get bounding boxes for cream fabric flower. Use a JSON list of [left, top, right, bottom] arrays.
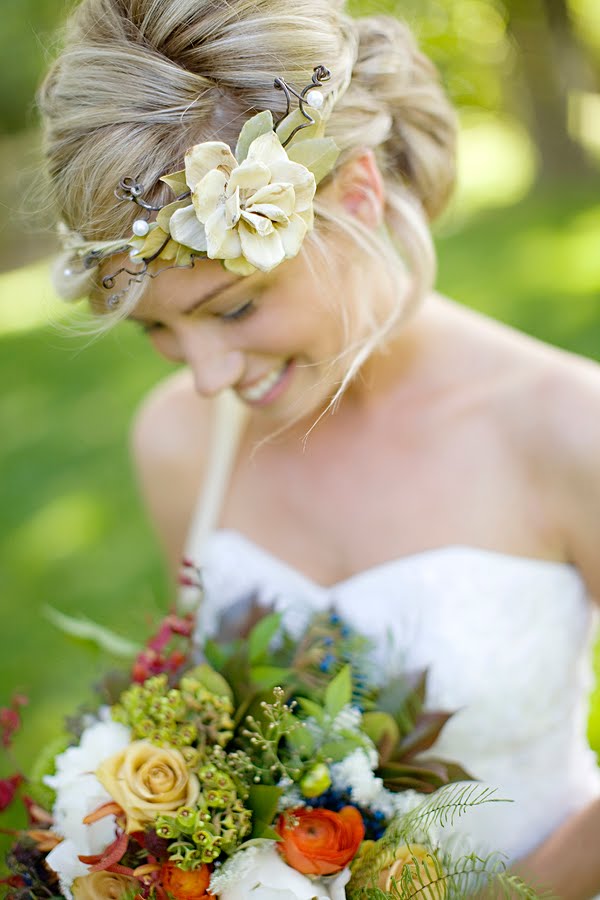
[[96, 741, 199, 833], [169, 132, 316, 275]]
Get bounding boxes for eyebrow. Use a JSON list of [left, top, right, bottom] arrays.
[[126, 277, 242, 324]]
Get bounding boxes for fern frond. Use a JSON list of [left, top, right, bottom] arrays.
[[349, 850, 548, 900], [389, 782, 509, 841]]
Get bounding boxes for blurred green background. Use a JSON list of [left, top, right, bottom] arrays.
[[0, 0, 599, 861]]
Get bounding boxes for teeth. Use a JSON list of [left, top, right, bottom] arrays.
[[238, 362, 288, 402]]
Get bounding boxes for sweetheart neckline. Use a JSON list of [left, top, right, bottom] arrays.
[[207, 528, 582, 593]]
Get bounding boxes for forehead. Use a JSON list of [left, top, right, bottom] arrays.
[[91, 255, 245, 320], [138, 258, 241, 316]]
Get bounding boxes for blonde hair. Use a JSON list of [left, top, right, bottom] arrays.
[[39, 0, 456, 402]]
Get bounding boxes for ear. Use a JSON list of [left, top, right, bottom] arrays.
[[333, 150, 385, 228]]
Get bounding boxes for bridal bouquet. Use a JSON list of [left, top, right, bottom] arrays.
[[1, 586, 540, 900]]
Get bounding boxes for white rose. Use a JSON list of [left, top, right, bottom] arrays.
[[210, 844, 350, 900], [44, 712, 131, 898], [169, 132, 315, 275]]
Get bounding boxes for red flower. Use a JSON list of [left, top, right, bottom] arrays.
[[0, 695, 27, 749], [159, 862, 213, 900], [131, 614, 194, 683], [276, 806, 365, 876], [0, 774, 24, 812]]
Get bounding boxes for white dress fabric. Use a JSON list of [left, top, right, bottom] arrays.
[[186, 393, 600, 872]]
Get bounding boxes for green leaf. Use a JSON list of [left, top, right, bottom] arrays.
[[275, 108, 325, 145], [296, 697, 325, 724], [247, 784, 283, 839], [185, 663, 233, 701], [156, 198, 191, 233], [160, 169, 189, 195], [43, 606, 140, 657], [250, 665, 290, 691], [361, 711, 400, 764], [249, 612, 283, 664], [287, 138, 340, 185], [324, 664, 352, 718], [319, 737, 364, 763], [203, 639, 229, 671], [251, 824, 281, 841], [286, 723, 316, 757], [235, 110, 274, 163]]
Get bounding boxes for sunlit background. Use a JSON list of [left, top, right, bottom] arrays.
[[1, 0, 599, 857]]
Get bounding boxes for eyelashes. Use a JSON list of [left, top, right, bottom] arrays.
[[135, 298, 256, 334], [218, 299, 255, 322]]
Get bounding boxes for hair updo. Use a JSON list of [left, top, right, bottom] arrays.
[[39, 0, 456, 393]]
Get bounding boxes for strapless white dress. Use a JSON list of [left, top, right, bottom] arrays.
[[195, 529, 600, 867]]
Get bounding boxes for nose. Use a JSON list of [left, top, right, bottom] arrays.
[[180, 330, 245, 397]]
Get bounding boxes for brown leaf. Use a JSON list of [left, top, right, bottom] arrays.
[[393, 711, 453, 760]]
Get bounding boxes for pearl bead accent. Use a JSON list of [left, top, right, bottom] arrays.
[[132, 218, 150, 237], [63, 267, 73, 278], [305, 89, 324, 109]]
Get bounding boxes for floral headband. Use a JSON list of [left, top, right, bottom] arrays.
[[55, 66, 340, 306]]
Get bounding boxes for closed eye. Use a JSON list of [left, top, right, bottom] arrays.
[[218, 299, 255, 322], [138, 321, 163, 334]]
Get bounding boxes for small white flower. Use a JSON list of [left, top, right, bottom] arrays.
[[169, 132, 316, 274], [44, 713, 131, 896], [331, 747, 383, 808], [331, 705, 362, 734], [210, 844, 349, 900]]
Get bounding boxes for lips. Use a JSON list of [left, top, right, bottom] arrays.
[[237, 360, 292, 405]]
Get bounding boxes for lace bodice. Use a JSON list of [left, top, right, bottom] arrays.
[[196, 529, 600, 863]]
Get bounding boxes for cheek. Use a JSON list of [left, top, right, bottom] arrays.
[[147, 329, 183, 362]]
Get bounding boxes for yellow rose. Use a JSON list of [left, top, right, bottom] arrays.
[[378, 844, 445, 899], [72, 871, 138, 900], [96, 741, 200, 833]]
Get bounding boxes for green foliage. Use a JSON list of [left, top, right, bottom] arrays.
[[235, 110, 274, 163], [324, 664, 353, 718], [156, 755, 253, 867], [43, 604, 141, 657], [246, 784, 284, 839], [112, 672, 235, 749], [348, 786, 544, 899]]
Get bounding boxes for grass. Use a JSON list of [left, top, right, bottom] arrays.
[[0, 181, 599, 861]]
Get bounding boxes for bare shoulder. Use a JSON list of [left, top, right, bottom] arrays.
[[439, 298, 600, 595], [131, 368, 213, 574], [515, 336, 600, 598]]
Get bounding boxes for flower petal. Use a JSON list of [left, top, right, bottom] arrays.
[[169, 206, 208, 252], [238, 219, 285, 271], [246, 203, 290, 225], [246, 183, 296, 217], [279, 214, 308, 259], [225, 186, 242, 228], [223, 256, 257, 276], [184, 142, 236, 190], [227, 161, 271, 195], [247, 130, 289, 167], [268, 161, 315, 212], [193, 169, 228, 222], [204, 208, 242, 260], [240, 210, 276, 236]]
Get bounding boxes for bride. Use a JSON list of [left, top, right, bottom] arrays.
[[39, 0, 600, 896]]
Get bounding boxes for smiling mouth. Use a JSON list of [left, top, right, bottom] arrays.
[[237, 359, 293, 405]]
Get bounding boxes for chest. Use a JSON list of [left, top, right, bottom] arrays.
[[219, 402, 552, 587]]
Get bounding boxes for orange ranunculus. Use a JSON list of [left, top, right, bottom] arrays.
[[159, 862, 213, 900], [276, 806, 365, 876]]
